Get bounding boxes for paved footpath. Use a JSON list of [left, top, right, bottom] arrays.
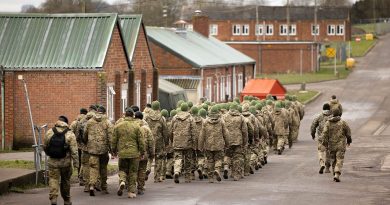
[[1, 34, 390, 205]]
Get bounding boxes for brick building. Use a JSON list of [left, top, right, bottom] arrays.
[[187, 6, 351, 73], [146, 17, 256, 104], [0, 13, 156, 149]]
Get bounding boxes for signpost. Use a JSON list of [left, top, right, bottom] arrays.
[[326, 48, 337, 76]]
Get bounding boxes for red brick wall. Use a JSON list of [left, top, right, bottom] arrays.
[[193, 15, 210, 38], [0, 72, 15, 149]]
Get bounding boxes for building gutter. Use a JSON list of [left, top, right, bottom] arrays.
[[0, 66, 4, 150]]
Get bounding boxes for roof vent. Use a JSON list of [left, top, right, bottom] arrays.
[[194, 10, 202, 15], [174, 19, 188, 38]]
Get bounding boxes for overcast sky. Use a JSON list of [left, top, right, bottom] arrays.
[[0, 0, 354, 12]]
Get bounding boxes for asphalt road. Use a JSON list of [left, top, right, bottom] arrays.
[[1, 34, 390, 205]]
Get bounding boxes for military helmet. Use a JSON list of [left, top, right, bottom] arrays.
[[291, 95, 297, 101], [242, 104, 250, 112], [198, 108, 207, 118], [161, 109, 169, 118], [177, 100, 184, 108], [229, 102, 239, 111], [285, 94, 291, 101], [255, 103, 263, 111], [190, 106, 199, 115], [280, 100, 286, 108], [244, 96, 250, 101], [249, 106, 257, 115], [152, 101, 160, 111], [266, 94, 273, 100], [97, 106, 106, 114], [210, 105, 219, 114], [274, 101, 282, 111], [250, 100, 257, 106], [170, 110, 177, 117], [266, 100, 273, 105], [202, 103, 209, 111], [181, 103, 189, 112], [234, 97, 240, 104], [238, 105, 243, 113], [188, 101, 194, 108], [285, 100, 292, 108]]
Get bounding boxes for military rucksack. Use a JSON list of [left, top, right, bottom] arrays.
[[46, 127, 69, 159]]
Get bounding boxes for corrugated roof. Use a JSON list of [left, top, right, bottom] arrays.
[[159, 78, 185, 94], [0, 13, 117, 69], [189, 6, 349, 21], [146, 27, 255, 68], [118, 14, 142, 62]]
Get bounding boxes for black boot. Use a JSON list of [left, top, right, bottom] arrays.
[[319, 166, 325, 174]]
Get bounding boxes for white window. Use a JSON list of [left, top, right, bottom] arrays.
[[209, 24, 218, 35], [312, 24, 320, 35], [121, 89, 127, 114], [206, 77, 213, 101], [238, 73, 243, 93], [289, 24, 297, 35], [232, 24, 241, 35], [336, 25, 344, 35], [242, 24, 249, 35], [266, 24, 273, 35], [327, 25, 336, 35], [280, 24, 288, 35], [107, 86, 115, 121], [220, 76, 225, 102], [135, 80, 141, 108], [255, 24, 264, 35], [186, 24, 193, 31], [147, 94, 152, 104], [226, 75, 231, 99]]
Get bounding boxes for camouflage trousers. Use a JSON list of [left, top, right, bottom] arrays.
[[205, 150, 223, 181], [289, 125, 299, 145], [174, 149, 194, 180], [328, 148, 346, 174], [197, 150, 208, 176], [276, 135, 287, 151], [137, 160, 148, 191], [165, 152, 174, 177], [224, 145, 244, 180], [317, 142, 330, 168], [154, 153, 166, 182], [244, 146, 252, 176], [119, 158, 139, 193], [89, 153, 109, 190], [81, 151, 90, 187], [249, 144, 260, 167], [48, 166, 72, 205]]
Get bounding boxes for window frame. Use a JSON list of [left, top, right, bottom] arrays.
[[311, 24, 320, 36], [232, 24, 241, 36], [266, 24, 274, 36], [255, 24, 264, 36], [327, 24, 336, 36], [242, 24, 250, 36], [280, 24, 288, 36], [336, 24, 344, 36], [107, 86, 115, 121], [209, 24, 218, 36]]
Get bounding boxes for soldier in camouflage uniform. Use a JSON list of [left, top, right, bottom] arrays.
[[190, 106, 205, 180], [144, 101, 169, 183], [241, 104, 259, 175], [273, 101, 289, 155], [171, 103, 196, 183], [69, 108, 87, 185], [134, 111, 155, 195], [198, 106, 228, 183], [164, 109, 176, 179], [112, 108, 145, 198], [222, 103, 248, 181], [311, 103, 332, 174], [291, 95, 304, 142], [286, 101, 300, 148], [329, 95, 343, 116], [250, 105, 269, 168], [322, 109, 351, 182], [44, 116, 78, 205], [83, 106, 112, 196]]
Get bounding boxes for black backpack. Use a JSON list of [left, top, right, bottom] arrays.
[[46, 127, 70, 159]]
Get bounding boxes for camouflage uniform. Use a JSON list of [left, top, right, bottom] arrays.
[[322, 115, 351, 181], [165, 117, 174, 178], [44, 121, 78, 205], [273, 105, 289, 154], [198, 112, 228, 183], [135, 119, 155, 193], [171, 111, 196, 183], [83, 113, 112, 193], [69, 114, 84, 181], [192, 114, 204, 179], [254, 110, 270, 166], [112, 117, 145, 195], [329, 99, 343, 116], [311, 110, 332, 171], [242, 106, 259, 175], [292, 97, 304, 142], [286, 103, 299, 148], [222, 109, 248, 181], [144, 110, 169, 182]]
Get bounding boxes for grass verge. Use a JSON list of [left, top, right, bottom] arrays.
[[287, 90, 320, 104], [0, 160, 36, 169]]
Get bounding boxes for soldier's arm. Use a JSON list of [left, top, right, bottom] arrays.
[[43, 129, 54, 153], [67, 131, 79, 169], [344, 121, 352, 145], [107, 121, 114, 152], [82, 122, 89, 144], [242, 117, 249, 146], [162, 118, 170, 147], [198, 124, 205, 152], [321, 122, 330, 148], [111, 125, 119, 155], [310, 114, 320, 138], [253, 118, 260, 142], [137, 127, 146, 157], [258, 122, 268, 140], [222, 120, 229, 148], [146, 128, 155, 159], [190, 119, 197, 149]]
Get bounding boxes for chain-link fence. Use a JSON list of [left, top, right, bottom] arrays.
[[355, 18, 390, 35]]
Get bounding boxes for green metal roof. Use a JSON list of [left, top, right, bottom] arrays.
[[159, 78, 185, 94], [0, 13, 117, 69], [118, 15, 142, 62], [146, 27, 255, 68]]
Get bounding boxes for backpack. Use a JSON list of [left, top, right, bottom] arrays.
[[46, 127, 70, 159]]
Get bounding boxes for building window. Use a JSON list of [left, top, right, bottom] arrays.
[[327, 25, 336, 35], [232, 24, 241, 35], [336, 25, 344, 35], [135, 80, 141, 108], [237, 73, 243, 93], [312, 24, 320, 36], [280, 24, 288, 35], [121, 89, 127, 114], [242, 24, 250, 35], [289, 24, 296, 35], [266, 24, 273, 35], [107, 86, 115, 121], [206, 77, 213, 101], [147, 94, 152, 104], [220, 76, 225, 102], [210, 24, 218, 35], [226, 75, 231, 99], [255, 24, 264, 35], [186, 24, 193, 31]]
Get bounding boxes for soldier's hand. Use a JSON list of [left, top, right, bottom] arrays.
[[311, 133, 315, 140], [140, 155, 145, 160]]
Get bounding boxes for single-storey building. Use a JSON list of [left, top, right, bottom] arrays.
[[0, 13, 156, 149], [240, 79, 286, 101]]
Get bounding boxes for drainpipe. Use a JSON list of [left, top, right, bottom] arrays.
[[200, 68, 204, 99], [0, 65, 4, 150], [233, 65, 236, 98]]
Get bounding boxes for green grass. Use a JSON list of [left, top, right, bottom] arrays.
[[0, 148, 34, 153], [353, 23, 389, 34], [287, 90, 319, 104], [9, 183, 47, 193], [0, 160, 36, 169], [257, 66, 350, 85], [350, 38, 376, 57]]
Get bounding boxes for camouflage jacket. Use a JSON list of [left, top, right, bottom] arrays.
[[273, 109, 289, 135], [192, 115, 204, 150], [136, 119, 155, 160], [165, 118, 174, 154], [75, 111, 95, 151], [69, 114, 84, 149], [261, 107, 274, 136], [282, 108, 292, 135], [171, 112, 195, 150], [44, 121, 79, 169], [198, 113, 228, 151], [112, 117, 145, 158], [242, 111, 259, 144], [222, 110, 248, 147], [83, 113, 113, 155], [295, 101, 305, 120], [144, 110, 169, 155], [329, 99, 343, 115], [322, 116, 351, 151], [287, 107, 300, 128], [310, 110, 332, 143], [254, 113, 269, 141]]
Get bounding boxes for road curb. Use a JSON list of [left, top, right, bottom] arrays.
[[0, 169, 44, 195], [303, 91, 322, 105], [361, 40, 378, 57]]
